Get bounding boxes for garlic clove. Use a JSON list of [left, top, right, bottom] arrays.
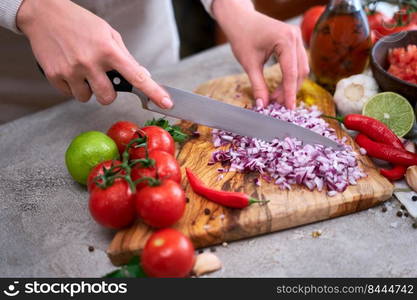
[[192, 252, 222, 276], [405, 166, 417, 192]]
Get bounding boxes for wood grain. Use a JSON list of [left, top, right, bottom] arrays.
[[107, 65, 393, 266]]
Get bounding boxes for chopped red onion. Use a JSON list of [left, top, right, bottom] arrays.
[[210, 103, 366, 195]]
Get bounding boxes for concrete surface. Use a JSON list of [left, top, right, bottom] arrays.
[[1, 45, 417, 278]]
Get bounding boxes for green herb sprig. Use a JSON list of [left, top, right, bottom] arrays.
[[144, 118, 188, 143], [104, 256, 146, 278]]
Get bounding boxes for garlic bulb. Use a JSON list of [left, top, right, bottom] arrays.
[[333, 74, 379, 116]]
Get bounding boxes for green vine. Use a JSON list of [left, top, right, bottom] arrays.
[[93, 135, 155, 193], [93, 118, 184, 192]]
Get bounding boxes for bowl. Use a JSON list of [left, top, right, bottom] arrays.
[[370, 30, 417, 107]]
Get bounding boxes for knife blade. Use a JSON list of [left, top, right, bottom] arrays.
[[108, 71, 342, 150]]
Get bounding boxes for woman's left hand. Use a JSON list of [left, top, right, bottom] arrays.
[[213, 0, 309, 109]]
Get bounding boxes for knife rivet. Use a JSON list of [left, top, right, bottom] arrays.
[[113, 77, 121, 85]]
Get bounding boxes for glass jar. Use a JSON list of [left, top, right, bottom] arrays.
[[310, 0, 372, 91]]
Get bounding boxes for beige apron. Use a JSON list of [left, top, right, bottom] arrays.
[[0, 0, 179, 124]]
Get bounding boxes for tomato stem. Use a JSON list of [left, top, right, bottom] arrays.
[[92, 133, 152, 193], [93, 162, 124, 189], [123, 174, 136, 193], [129, 158, 155, 168], [133, 176, 160, 187]]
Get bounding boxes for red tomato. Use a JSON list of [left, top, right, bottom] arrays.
[[392, 8, 415, 25], [367, 11, 387, 31], [129, 126, 175, 159], [89, 180, 135, 229], [374, 15, 417, 41], [301, 5, 325, 47], [131, 150, 181, 190], [131, 164, 157, 190], [141, 228, 195, 278], [107, 121, 139, 154], [87, 160, 123, 192], [149, 150, 181, 183], [135, 179, 185, 228]]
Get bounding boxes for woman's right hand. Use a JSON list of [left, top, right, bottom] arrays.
[[16, 0, 173, 108]]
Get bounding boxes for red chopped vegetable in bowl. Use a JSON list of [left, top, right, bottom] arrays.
[[210, 103, 366, 196], [388, 45, 417, 85]]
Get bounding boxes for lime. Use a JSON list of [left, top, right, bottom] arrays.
[[362, 92, 415, 137], [65, 131, 119, 185]]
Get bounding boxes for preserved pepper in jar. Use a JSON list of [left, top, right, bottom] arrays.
[[310, 0, 371, 91]]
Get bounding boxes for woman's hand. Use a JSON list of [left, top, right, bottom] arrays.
[[213, 0, 309, 109], [16, 0, 173, 108]]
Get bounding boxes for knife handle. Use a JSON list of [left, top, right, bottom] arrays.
[[36, 63, 133, 93], [106, 70, 133, 92]]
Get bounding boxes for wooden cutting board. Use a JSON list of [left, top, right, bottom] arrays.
[[107, 65, 394, 266]]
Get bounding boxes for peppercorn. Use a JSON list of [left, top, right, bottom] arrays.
[[400, 205, 406, 210], [404, 212, 409, 217], [397, 211, 403, 217], [381, 207, 387, 213], [204, 208, 211, 215], [210, 247, 217, 253], [191, 131, 201, 138], [412, 195, 417, 201], [186, 197, 190, 203], [88, 246, 94, 252], [198, 249, 204, 254]]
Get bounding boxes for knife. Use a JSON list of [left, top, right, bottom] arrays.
[[36, 63, 341, 150], [106, 70, 342, 150]]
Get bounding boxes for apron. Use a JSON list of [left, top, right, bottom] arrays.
[[0, 0, 179, 124]]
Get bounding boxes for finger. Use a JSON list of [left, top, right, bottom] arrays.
[[244, 63, 269, 108], [276, 47, 297, 110], [295, 32, 310, 92], [111, 32, 152, 78], [87, 71, 116, 105], [48, 77, 72, 97], [111, 51, 171, 109], [111, 30, 131, 57], [271, 86, 284, 105], [67, 79, 92, 102]]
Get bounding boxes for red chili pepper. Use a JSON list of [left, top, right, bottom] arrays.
[[376, 130, 407, 181], [326, 114, 404, 149], [185, 168, 267, 209], [324, 114, 407, 180], [380, 164, 407, 181], [355, 134, 417, 166]]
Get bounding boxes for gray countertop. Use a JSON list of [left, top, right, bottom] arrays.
[[1, 45, 416, 278]]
